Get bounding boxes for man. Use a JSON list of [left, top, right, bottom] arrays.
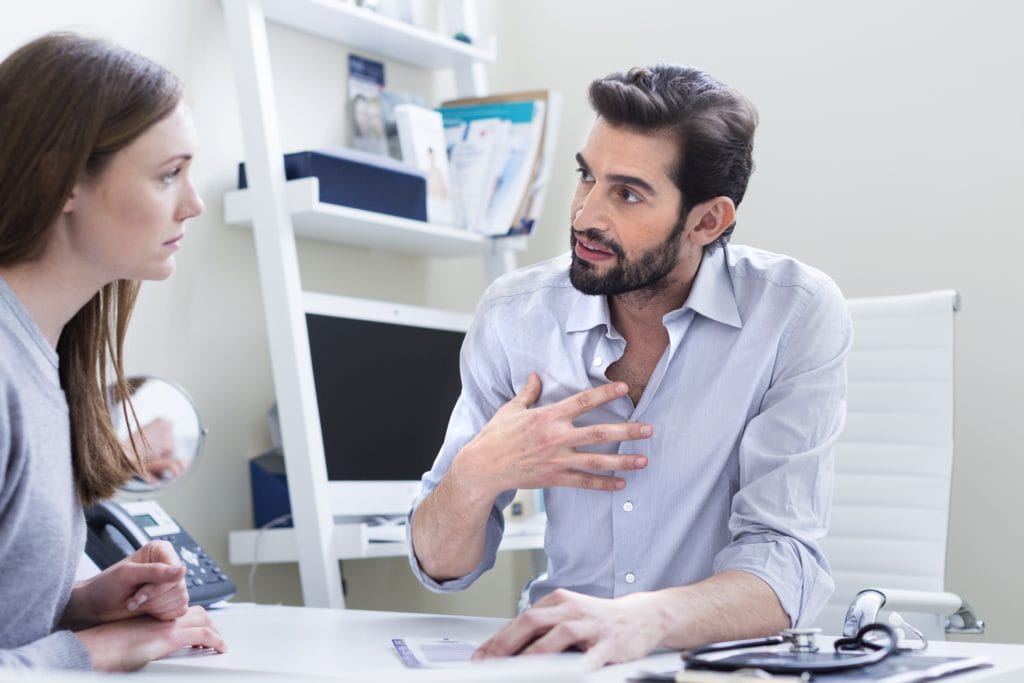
[[407, 64, 852, 668]]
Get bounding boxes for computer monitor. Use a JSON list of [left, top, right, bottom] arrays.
[[303, 292, 471, 519]]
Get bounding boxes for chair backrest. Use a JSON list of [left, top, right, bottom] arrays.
[[813, 290, 960, 635]]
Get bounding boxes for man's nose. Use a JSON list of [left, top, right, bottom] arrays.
[[572, 188, 607, 231]]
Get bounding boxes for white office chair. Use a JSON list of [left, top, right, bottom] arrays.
[[813, 289, 982, 640]]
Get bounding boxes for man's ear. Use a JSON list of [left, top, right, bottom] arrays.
[[686, 196, 736, 247]]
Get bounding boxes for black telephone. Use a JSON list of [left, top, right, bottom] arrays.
[[85, 500, 235, 608]]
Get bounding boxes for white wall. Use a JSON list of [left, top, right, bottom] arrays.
[[5, 0, 1022, 641]]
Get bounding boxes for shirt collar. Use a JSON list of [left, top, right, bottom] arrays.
[[566, 279, 612, 334], [679, 244, 742, 329], [563, 244, 743, 333]]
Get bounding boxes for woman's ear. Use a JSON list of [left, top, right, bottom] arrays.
[[62, 189, 77, 214], [687, 196, 736, 247]]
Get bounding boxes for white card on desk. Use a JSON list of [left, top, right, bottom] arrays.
[[390, 638, 586, 680], [391, 637, 477, 668]]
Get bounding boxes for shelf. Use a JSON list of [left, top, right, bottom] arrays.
[[229, 520, 544, 564], [260, 0, 495, 68], [224, 177, 526, 257]]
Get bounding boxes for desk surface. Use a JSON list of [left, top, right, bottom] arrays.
[[149, 604, 1024, 682]]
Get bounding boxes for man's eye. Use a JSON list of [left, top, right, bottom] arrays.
[[576, 167, 593, 183], [618, 188, 641, 203]]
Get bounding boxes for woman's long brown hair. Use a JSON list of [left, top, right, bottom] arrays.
[[0, 33, 183, 505]]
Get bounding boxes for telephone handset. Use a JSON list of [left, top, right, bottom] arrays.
[[84, 499, 236, 608]]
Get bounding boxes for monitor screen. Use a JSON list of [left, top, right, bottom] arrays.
[[303, 292, 471, 518]]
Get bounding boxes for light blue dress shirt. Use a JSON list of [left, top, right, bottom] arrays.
[[408, 243, 852, 625]]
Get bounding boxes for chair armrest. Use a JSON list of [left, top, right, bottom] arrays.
[[844, 588, 985, 636]]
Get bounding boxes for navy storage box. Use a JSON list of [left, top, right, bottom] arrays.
[[249, 448, 292, 528], [237, 148, 428, 222]]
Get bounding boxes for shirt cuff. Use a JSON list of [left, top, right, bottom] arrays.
[[713, 534, 834, 627], [406, 498, 506, 593]]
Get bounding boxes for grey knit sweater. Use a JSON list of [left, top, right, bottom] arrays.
[[0, 276, 91, 670]]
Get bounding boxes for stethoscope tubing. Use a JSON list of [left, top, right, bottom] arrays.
[[681, 623, 899, 675]]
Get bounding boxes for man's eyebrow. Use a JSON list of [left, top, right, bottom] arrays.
[[575, 152, 657, 196]]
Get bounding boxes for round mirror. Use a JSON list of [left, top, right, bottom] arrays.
[[109, 375, 206, 495]]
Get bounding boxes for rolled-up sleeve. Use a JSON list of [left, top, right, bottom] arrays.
[[713, 278, 852, 625], [406, 298, 518, 592]]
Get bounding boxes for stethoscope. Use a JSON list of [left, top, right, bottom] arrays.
[[681, 623, 905, 676]]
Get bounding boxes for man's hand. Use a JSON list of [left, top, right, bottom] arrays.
[[75, 606, 225, 672], [474, 572, 790, 669], [450, 373, 653, 500], [63, 541, 188, 627], [473, 589, 667, 669], [411, 373, 653, 581]]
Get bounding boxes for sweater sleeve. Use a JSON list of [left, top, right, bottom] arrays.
[[0, 630, 91, 670]]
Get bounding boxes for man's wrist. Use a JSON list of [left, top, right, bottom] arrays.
[[447, 444, 505, 508], [625, 590, 678, 648]]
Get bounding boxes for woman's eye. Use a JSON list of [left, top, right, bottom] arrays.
[[162, 168, 181, 184]]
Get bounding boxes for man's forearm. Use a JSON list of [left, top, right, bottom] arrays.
[[653, 570, 790, 650], [410, 462, 500, 581]]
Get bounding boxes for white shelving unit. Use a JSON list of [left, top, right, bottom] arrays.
[[228, 521, 545, 565], [221, 0, 540, 608], [224, 177, 527, 257]]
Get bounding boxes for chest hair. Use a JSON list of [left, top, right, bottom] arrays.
[[606, 329, 669, 405]]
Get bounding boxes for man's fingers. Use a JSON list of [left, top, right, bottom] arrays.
[[570, 421, 653, 447], [520, 619, 599, 657], [509, 372, 543, 409], [554, 470, 626, 491], [474, 606, 565, 660], [557, 451, 648, 475], [580, 639, 615, 670], [553, 381, 629, 420]]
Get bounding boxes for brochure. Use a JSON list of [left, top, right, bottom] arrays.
[[348, 54, 387, 156], [394, 103, 456, 226]]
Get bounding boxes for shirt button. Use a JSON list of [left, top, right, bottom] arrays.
[[624, 572, 636, 584], [622, 500, 634, 512], [593, 356, 604, 367]]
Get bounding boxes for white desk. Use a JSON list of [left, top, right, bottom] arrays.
[[147, 604, 1024, 682]]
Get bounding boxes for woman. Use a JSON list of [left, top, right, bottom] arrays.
[[0, 33, 225, 670]]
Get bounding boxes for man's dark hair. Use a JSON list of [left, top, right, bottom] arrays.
[[588, 64, 758, 244]]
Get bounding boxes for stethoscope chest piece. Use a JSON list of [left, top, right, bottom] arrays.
[[781, 627, 821, 653]]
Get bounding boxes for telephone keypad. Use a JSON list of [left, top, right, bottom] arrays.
[[169, 535, 235, 604]]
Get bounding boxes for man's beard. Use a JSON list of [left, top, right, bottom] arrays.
[[569, 220, 686, 296]]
